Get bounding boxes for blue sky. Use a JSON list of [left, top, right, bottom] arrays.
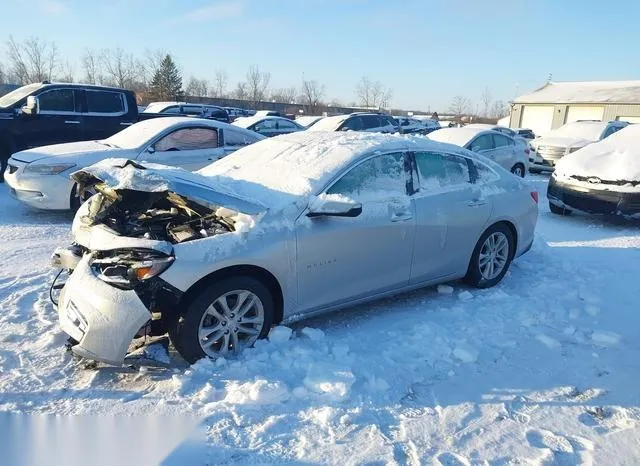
[[4, 0, 640, 111]]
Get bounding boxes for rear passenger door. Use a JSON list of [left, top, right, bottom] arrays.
[[409, 151, 492, 283], [81, 89, 130, 141], [361, 115, 382, 133], [491, 133, 516, 169]]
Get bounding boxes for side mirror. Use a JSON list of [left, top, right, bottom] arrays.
[[340, 126, 351, 132], [306, 196, 362, 218], [22, 95, 39, 116], [146, 146, 156, 154]]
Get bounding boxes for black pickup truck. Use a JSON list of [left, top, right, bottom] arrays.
[[0, 82, 166, 181]]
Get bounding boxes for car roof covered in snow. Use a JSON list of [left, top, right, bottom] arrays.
[[306, 114, 350, 131], [198, 131, 473, 209], [514, 80, 640, 104], [427, 127, 495, 146]]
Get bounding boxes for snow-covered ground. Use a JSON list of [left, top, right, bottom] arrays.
[[1, 175, 640, 465]]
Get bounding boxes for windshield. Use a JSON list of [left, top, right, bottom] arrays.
[[143, 103, 172, 113], [0, 83, 43, 108], [101, 119, 170, 149], [296, 116, 323, 127], [546, 122, 607, 141]]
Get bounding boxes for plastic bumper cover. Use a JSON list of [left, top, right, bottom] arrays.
[[548, 177, 640, 216]]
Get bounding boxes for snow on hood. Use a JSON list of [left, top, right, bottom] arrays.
[[11, 140, 117, 163], [72, 158, 265, 215], [555, 125, 640, 183]]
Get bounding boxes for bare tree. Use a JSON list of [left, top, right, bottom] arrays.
[[490, 100, 509, 118], [213, 69, 228, 97], [270, 86, 297, 103], [481, 87, 492, 118], [245, 65, 270, 105], [57, 61, 75, 82], [101, 48, 138, 89], [6, 35, 59, 84], [233, 82, 247, 100], [185, 77, 209, 97], [300, 79, 325, 112], [355, 76, 392, 108], [140, 49, 166, 86], [0, 64, 5, 85], [81, 49, 102, 84], [449, 95, 472, 116]]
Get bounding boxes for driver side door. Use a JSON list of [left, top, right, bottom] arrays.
[[140, 126, 224, 170], [294, 152, 417, 313]]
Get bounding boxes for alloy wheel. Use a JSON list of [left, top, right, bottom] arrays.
[[197, 289, 265, 357], [478, 232, 510, 280]]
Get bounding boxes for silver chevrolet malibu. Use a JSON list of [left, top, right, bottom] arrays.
[[52, 131, 538, 365]]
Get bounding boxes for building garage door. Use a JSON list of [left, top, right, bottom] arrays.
[[617, 116, 640, 124], [520, 105, 554, 136], [565, 106, 604, 123]]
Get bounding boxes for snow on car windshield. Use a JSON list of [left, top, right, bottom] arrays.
[[101, 118, 184, 149], [546, 121, 607, 141], [306, 115, 347, 131]]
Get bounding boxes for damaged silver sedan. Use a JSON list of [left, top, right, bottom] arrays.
[[52, 132, 538, 366]]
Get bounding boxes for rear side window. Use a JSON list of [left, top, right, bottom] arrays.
[[415, 151, 471, 190], [468, 135, 493, 152], [39, 89, 75, 113], [492, 134, 513, 148], [224, 129, 258, 146], [473, 160, 499, 183], [155, 127, 218, 151], [86, 91, 125, 114]]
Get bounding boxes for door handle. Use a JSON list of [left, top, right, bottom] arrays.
[[390, 212, 413, 222], [467, 199, 487, 207], [64, 120, 80, 124]]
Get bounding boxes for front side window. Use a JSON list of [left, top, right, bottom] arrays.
[[341, 116, 363, 131], [602, 125, 621, 139], [361, 115, 381, 129], [415, 152, 471, 190], [327, 153, 406, 199], [154, 127, 218, 151], [38, 89, 75, 113], [160, 106, 180, 114], [253, 119, 277, 132], [468, 134, 494, 152], [86, 91, 125, 114]]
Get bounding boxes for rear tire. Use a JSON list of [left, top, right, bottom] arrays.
[[169, 276, 274, 364], [511, 163, 526, 178], [549, 202, 571, 216], [465, 223, 515, 289]]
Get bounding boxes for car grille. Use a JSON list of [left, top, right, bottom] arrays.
[[7, 164, 18, 174], [536, 145, 565, 161]]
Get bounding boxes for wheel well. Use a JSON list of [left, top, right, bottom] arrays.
[[493, 220, 518, 258], [178, 265, 284, 324]]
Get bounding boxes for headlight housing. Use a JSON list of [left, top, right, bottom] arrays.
[[24, 163, 77, 175], [90, 249, 174, 289]]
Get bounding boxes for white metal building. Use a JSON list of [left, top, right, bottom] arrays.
[[508, 80, 640, 136]]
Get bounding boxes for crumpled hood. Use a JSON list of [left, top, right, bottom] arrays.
[[555, 141, 640, 183], [11, 140, 123, 163], [72, 158, 266, 216], [533, 136, 592, 149]]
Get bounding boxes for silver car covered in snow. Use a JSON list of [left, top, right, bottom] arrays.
[[52, 132, 538, 365]]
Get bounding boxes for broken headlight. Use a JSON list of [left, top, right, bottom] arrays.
[[90, 249, 174, 289]]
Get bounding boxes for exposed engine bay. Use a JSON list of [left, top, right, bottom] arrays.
[[79, 185, 238, 244]]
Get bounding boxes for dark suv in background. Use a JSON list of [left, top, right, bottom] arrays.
[[309, 111, 399, 133]]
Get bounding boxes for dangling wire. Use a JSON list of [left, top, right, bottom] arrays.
[[49, 269, 64, 306]]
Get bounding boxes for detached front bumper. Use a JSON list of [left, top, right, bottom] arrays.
[[58, 255, 152, 365], [548, 177, 640, 217]]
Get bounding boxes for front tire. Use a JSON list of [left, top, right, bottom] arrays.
[[465, 224, 515, 288], [170, 276, 274, 364]]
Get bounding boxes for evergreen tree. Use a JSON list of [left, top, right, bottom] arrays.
[[148, 54, 182, 101]]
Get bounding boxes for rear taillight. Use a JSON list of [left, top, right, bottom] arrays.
[[531, 191, 539, 204]]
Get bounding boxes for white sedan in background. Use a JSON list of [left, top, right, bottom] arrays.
[[428, 127, 529, 177], [5, 117, 264, 210]]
